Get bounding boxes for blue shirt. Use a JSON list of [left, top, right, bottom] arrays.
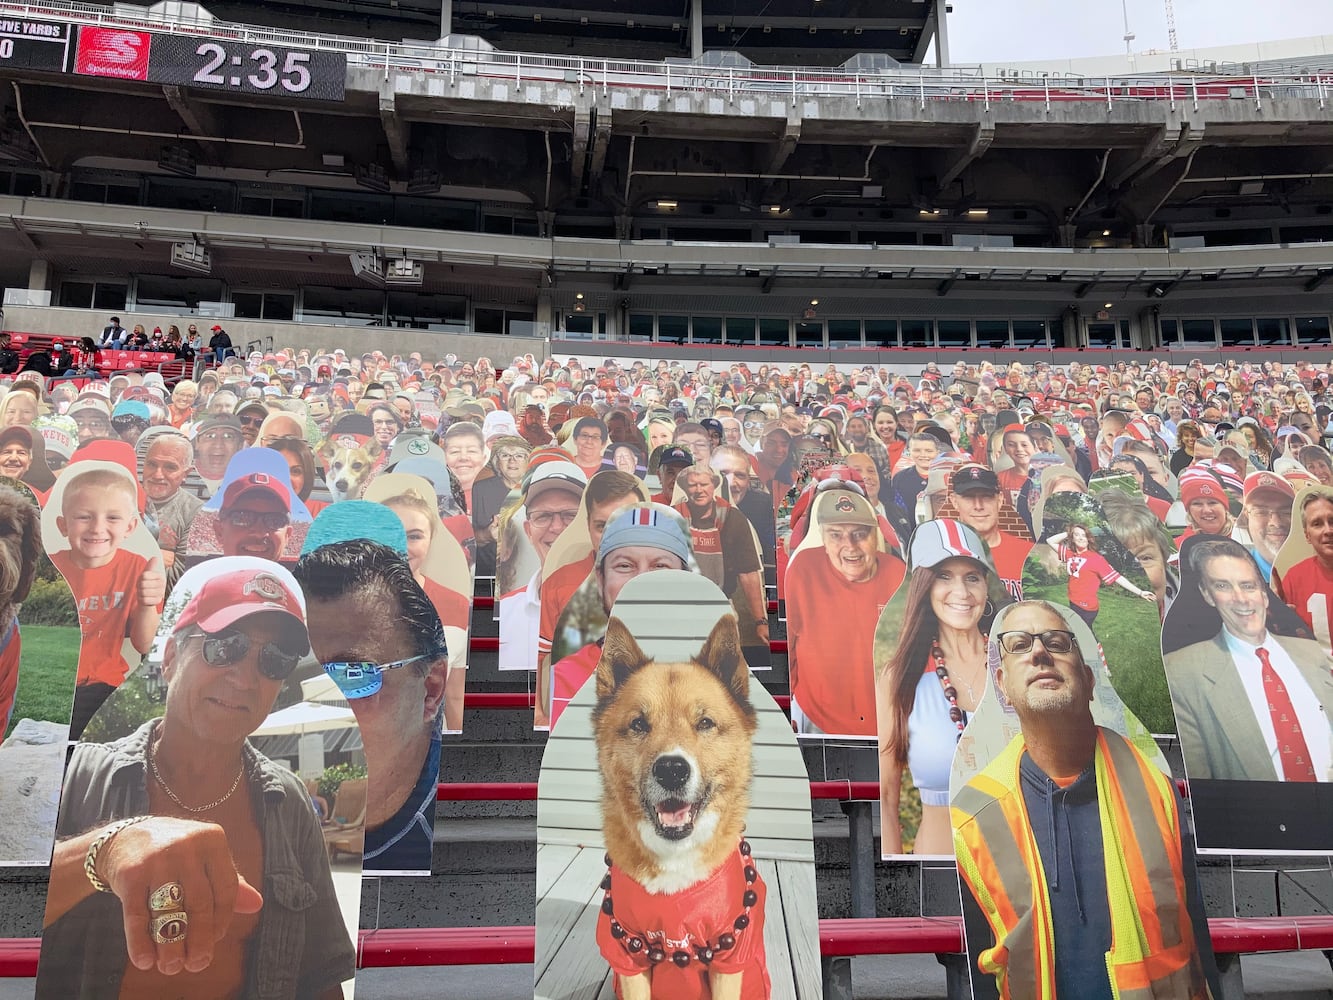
[[363, 735, 440, 874]]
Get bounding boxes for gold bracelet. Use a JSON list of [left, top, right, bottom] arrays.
[[84, 816, 150, 894]]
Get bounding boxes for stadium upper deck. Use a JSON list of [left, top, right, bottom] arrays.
[[0, 1, 1330, 358]]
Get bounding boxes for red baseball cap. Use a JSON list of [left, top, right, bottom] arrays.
[[221, 472, 291, 511], [174, 565, 307, 644]]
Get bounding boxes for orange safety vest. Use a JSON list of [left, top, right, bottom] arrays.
[[952, 728, 1212, 1000]]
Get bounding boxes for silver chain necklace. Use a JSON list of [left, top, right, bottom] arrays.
[[148, 736, 244, 814]]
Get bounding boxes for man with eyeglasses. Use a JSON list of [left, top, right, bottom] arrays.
[[295, 537, 449, 875], [192, 415, 246, 496], [37, 561, 353, 999], [953, 600, 1219, 1000], [216, 473, 291, 563], [499, 461, 588, 672], [69, 397, 114, 445]]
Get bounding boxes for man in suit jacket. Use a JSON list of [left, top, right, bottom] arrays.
[[1167, 537, 1333, 782]]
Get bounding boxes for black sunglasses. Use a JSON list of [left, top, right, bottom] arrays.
[[186, 628, 306, 681]]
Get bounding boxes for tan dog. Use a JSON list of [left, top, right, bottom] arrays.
[[318, 439, 380, 501], [591, 614, 768, 1000]]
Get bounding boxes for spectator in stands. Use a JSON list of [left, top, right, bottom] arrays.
[[98, 316, 126, 348], [110, 401, 150, 447], [711, 444, 776, 569], [570, 416, 608, 479], [207, 324, 232, 364], [891, 432, 940, 517], [185, 324, 203, 355], [673, 422, 713, 465], [650, 444, 693, 505], [0, 334, 18, 376], [368, 403, 402, 449]]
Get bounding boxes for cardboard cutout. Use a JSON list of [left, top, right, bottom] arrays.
[[185, 448, 313, 568], [363, 473, 472, 733], [874, 518, 1008, 858], [295, 504, 448, 876], [1025, 492, 1171, 735], [0, 480, 80, 864], [1163, 533, 1333, 852], [787, 489, 904, 739], [535, 570, 819, 999], [1271, 483, 1333, 654], [35, 558, 359, 999], [42, 456, 166, 741], [951, 602, 1220, 1000]]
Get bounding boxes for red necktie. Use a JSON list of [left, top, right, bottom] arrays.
[[1257, 647, 1316, 782]]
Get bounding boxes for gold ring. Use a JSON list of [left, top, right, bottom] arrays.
[[148, 881, 184, 912], [150, 911, 188, 945]]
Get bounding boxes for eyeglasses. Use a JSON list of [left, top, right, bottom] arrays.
[[996, 630, 1077, 655], [528, 508, 579, 529], [495, 450, 528, 462], [1247, 506, 1288, 522], [220, 509, 289, 531], [743, 420, 765, 429], [186, 629, 306, 681], [323, 655, 430, 699]]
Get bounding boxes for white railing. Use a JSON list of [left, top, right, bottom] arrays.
[[2, 0, 1331, 109]]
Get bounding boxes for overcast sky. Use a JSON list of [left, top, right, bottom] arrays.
[[946, 0, 1333, 64]]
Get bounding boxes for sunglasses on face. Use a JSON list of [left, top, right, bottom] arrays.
[[220, 509, 289, 531], [187, 629, 306, 681], [996, 629, 1077, 655], [238, 413, 265, 427], [323, 655, 430, 699]]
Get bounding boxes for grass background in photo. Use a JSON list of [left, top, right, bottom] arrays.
[[8, 624, 80, 738]]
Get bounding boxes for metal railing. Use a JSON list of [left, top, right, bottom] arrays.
[[3, 0, 1331, 109]]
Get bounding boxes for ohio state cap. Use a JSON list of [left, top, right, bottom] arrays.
[[951, 465, 999, 495], [909, 518, 991, 572], [1243, 471, 1295, 502], [221, 471, 291, 511], [174, 564, 308, 650]]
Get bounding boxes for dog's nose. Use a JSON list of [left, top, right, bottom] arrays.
[[653, 755, 691, 792]]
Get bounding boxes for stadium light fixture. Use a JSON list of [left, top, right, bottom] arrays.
[[656, 200, 678, 210]]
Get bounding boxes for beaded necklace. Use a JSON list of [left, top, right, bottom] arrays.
[[601, 840, 758, 969], [931, 636, 987, 738]]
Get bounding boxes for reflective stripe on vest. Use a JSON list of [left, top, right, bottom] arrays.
[[952, 729, 1210, 1000]]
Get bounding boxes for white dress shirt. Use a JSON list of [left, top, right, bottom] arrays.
[[1223, 629, 1332, 780]]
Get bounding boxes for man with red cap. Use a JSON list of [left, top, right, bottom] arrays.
[[217, 472, 291, 562], [1239, 471, 1294, 581], [37, 560, 353, 998]]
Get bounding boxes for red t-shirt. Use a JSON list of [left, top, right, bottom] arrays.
[[538, 552, 595, 669], [423, 575, 471, 633], [549, 640, 602, 731], [989, 532, 1034, 601], [1057, 544, 1120, 612], [0, 619, 20, 732], [995, 467, 1030, 507], [53, 547, 152, 688], [596, 848, 769, 1000], [1273, 556, 1333, 652], [785, 546, 904, 737]]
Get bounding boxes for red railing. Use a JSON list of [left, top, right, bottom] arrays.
[[1, 916, 1331, 976]]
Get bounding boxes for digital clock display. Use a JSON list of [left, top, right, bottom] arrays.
[[146, 35, 346, 100], [71, 29, 346, 100]]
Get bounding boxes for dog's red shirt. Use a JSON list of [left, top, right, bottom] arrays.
[[597, 849, 770, 1000]]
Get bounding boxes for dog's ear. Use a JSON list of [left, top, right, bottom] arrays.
[[315, 439, 336, 462], [13, 500, 40, 603], [365, 439, 382, 458], [695, 614, 749, 704], [595, 617, 651, 700]]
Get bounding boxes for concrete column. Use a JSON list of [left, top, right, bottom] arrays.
[[440, 0, 452, 39], [690, 0, 703, 59], [27, 259, 50, 291], [934, 0, 951, 68]]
